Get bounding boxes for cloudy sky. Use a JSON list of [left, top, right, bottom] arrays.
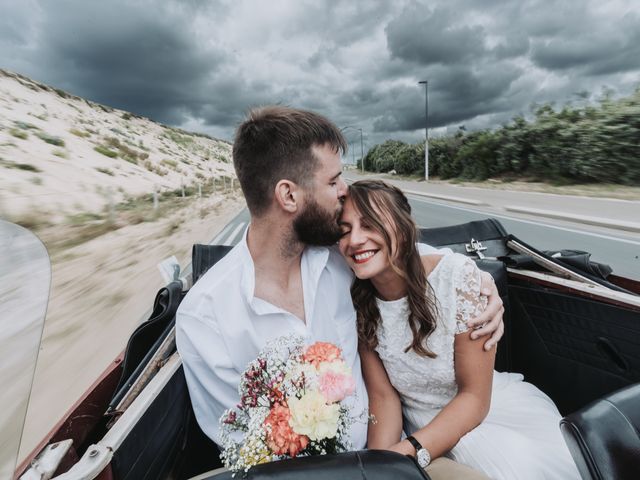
[[2, 0, 639, 152]]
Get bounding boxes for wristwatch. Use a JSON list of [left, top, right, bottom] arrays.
[[406, 435, 431, 468]]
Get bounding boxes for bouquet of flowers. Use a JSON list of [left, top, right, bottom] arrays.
[[219, 335, 357, 474]]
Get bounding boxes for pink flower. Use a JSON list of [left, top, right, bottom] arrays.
[[319, 371, 356, 403], [223, 411, 237, 424], [264, 403, 309, 457], [303, 342, 342, 367]]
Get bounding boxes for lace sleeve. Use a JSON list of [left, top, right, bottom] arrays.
[[454, 257, 487, 335]]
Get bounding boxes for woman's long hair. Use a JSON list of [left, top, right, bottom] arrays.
[[349, 180, 439, 358]]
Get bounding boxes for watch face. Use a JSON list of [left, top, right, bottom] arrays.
[[416, 449, 430, 468]]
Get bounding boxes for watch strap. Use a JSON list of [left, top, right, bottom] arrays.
[[406, 435, 423, 452]]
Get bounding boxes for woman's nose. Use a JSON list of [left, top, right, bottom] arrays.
[[348, 225, 366, 247]]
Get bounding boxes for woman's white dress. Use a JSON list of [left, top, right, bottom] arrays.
[[374, 253, 580, 480]]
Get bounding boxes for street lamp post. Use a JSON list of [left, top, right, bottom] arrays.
[[340, 126, 364, 173], [359, 128, 364, 173], [419, 80, 429, 181]]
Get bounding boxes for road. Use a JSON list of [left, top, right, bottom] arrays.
[[405, 194, 639, 280], [212, 187, 640, 281]]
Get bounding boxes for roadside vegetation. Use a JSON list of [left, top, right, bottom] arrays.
[[10, 177, 240, 257], [361, 87, 640, 186]]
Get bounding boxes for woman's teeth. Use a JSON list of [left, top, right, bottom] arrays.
[[354, 251, 376, 263]]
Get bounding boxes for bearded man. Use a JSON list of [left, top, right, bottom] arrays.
[[176, 106, 504, 480]]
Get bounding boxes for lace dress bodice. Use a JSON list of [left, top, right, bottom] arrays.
[[374, 253, 486, 433]]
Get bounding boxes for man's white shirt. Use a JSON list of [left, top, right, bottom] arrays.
[[176, 227, 444, 450]]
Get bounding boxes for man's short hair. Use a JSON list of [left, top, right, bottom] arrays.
[[232, 106, 347, 217]]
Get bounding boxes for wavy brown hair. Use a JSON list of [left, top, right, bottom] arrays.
[[348, 180, 439, 358]]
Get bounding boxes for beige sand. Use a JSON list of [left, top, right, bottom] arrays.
[[17, 192, 245, 463]]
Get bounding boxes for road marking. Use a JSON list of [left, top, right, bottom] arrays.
[[505, 205, 640, 233], [407, 194, 640, 246], [222, 222, 246, 245], [211, 224, 233, 244]]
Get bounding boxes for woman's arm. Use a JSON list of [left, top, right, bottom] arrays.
[[359, 344, 404, 449], [388, 259, 496, 459], [388, 330, 496, 458]]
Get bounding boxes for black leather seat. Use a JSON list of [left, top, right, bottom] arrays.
[[560, 382, 640, 480], [203, 450, 431, 479]]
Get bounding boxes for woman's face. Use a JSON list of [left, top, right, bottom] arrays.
[[338, 197, 396, 280]]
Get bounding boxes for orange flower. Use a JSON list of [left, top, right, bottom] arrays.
[[303, 342, 342, 367], [264, 403, 309, 457]]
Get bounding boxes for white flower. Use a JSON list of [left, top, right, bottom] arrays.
[[288, 390, 341, 441]]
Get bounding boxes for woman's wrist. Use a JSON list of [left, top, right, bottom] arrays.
[[398, 439, 417, 456], [386, 439, 415, 456]]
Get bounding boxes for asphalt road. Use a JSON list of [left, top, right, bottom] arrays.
[[210, 197, 640, 281], [405, 194, 640, 281]]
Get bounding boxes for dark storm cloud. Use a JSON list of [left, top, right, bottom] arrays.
[[368, 62, 521, 134], [531, 13, 640, 76], [385, 4, 486, 66], [492, 35, 530, 60], [30, 1, 230, 125], [1, 0, 638, 145]]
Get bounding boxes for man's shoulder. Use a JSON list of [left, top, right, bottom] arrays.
[[179, 243, 245, 312]]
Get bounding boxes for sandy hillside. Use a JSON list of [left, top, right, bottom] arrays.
[[0, 70, 247, 469], [0, 68, 236, 223]]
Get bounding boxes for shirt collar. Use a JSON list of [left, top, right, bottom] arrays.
[[238, 225, 331, 317]]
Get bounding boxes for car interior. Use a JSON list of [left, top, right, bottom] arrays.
[[39, 219, 640, 480]]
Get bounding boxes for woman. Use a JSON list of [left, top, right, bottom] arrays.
[[338, 180, 579, 480]]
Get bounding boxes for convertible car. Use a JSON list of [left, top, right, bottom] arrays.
[[5, 214, 640, 480]]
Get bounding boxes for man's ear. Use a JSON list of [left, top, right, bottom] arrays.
[[274, 179, 300, 213]]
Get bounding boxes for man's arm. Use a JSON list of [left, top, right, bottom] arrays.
[[417, 243, 504, 351], [176, 308, 239, 444]]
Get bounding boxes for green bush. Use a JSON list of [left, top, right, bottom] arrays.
[[94, 145, 118, 158], [10, 128, 28, 140], [70, 128, 91, 138], [363, 86, 640, 185], [14, 121, 38, 130], [36, 132, 65, 146], [394, 143, 424, 175]]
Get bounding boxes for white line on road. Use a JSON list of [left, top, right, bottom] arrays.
[[211, 223, 234, 244], [407, 194, 640, 246], [221, 222, 246, 245]]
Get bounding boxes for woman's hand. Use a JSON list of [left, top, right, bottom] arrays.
[[466, 271, 504, 351]]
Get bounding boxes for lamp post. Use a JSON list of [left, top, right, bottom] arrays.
[[340, 125, 364, 173], [418, 80, 429, 181]]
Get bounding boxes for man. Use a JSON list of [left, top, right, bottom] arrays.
[[176, 106, 504, 479]]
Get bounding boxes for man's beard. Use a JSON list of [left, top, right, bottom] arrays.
[[293, 198, 343, 246]]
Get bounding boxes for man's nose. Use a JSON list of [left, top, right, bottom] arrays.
[[337, 178, 348, 200]]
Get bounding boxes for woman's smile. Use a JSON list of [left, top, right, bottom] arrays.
[[351, 249, 379, 264]]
